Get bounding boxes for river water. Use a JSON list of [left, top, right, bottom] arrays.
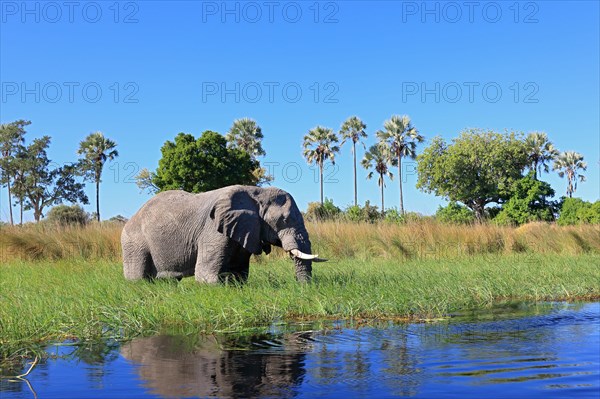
[[1, 302, 598, 398]]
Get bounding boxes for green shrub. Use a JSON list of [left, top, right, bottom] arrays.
[[344, 205, 362, 222], [583, 201, 600, 223], [558, 198, 600, 225], [45, 204, 90, 226], [344, 201, 381, 223], [384, 208, 403, 223], [405, 211, 430, 222], [305, 198, 341, 221], [435, 202, 475, 224]]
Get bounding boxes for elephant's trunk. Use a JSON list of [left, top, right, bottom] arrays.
[[293, 241, 313, 283], [280, 230, 314, 283]]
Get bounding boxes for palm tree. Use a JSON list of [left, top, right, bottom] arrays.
[[339, 116, 367, 206], [77, 132, 118, 222], [226, 118, 272, 186], [302, 126, 340, 204], [226, 118, 266, 159], [525, 132, 558, 179], [376, 115, 423, 214], [553, 151, 587, 198], [361, 141, 394, 214]]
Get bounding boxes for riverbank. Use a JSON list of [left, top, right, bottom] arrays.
[[1, 253, 599, 364]]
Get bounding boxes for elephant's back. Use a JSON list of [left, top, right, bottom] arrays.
[[124, 190, 204, 234], [134, 190, 195, 214]]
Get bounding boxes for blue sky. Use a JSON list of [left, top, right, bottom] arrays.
[[1, 1, 599, 221]]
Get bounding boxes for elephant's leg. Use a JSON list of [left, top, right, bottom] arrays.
[[123, 242, 156, 280], [194, 235, 230, 284], [226, 247, 251, 284]]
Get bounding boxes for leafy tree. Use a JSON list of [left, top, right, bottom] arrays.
[[435, 202, 475, 224], [0, 120, 30, 225], [77, 132, 119, 222], [524, 132, 558, 179], [250, 166, 274, 186], [45, 204, 90, 226], [134, 168, 159, 194], [553, 151, 587, 198], [361, 141, 394, 215], [108, 214, 129, 224], [339, 116, 367, 206], [493, 173, 557, 226], [417, 129, 528, 221], [11, 144, 30, 225], [153, 131, 259, 193], [376, 115, 424, 214], [21, 136, 88, 221], [302, 126, 340, 205], [226, 118, 266, 158]]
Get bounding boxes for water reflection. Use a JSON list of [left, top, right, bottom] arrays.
[[121, 334, 310, 398], [1, 302, 598, 399]]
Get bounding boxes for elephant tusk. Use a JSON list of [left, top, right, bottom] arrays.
[[290, 249, 319, 260]]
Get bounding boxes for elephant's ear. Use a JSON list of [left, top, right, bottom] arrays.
[[210, 190, 262, 255]]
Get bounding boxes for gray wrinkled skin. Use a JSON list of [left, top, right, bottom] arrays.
[[122, 185, 314, 284]]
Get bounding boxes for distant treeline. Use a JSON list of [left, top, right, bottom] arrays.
[[1, 117, 592, 226]]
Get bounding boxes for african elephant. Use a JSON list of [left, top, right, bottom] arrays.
[[121, 185, 324, 283]]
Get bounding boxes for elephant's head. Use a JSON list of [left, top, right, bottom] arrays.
[[210, 186, 325, 282]]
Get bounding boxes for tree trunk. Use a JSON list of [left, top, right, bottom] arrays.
[[34, 203, 41, 222], [473, 201, 485, 222], [319, 162, 324, 205], [398, 156, 404, 215], [19, 196, 23, 226], [7, 179, 14, 225], [96, 179, 100, 222], [380, 174, 385, 216], [353, 142, 357, 206]]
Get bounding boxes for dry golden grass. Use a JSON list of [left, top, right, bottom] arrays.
[[296, 220, 600, 260], [1, 220, 598, 263], [0, 222, 123, 263]]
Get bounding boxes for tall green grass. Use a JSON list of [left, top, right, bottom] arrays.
[[1, 221, 599, 263], [1, 254, 599, 362]]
